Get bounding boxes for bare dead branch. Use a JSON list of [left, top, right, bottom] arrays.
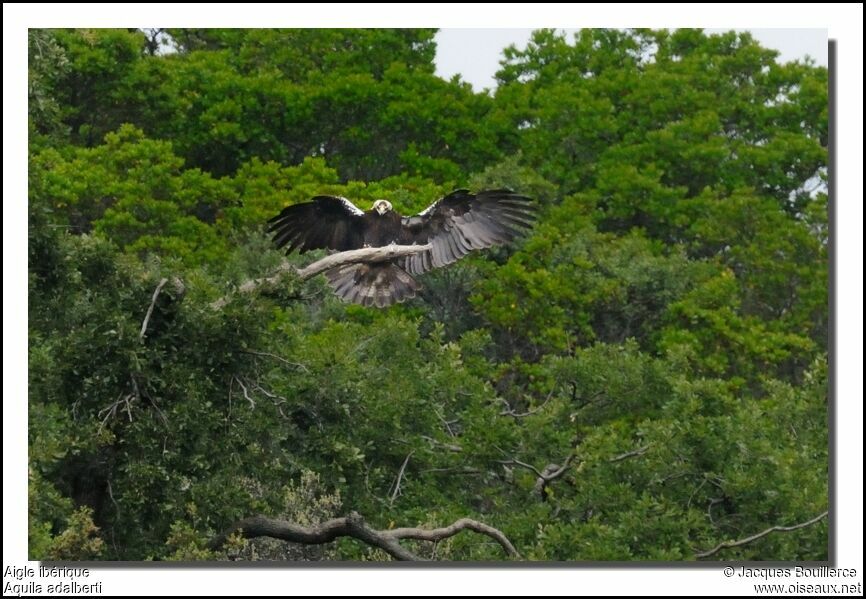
[[497, 447, 576, 500], [122, 393, 133, 422], [210, 244, 432, 309], [98, 371, 158, 431], [98, 392, 136, 431], [296, 243, 432, 280], [695, 510, 829, 559], [687, 478, 708, 511], [533, 455, 576, 499], [140, 278, 168, 339], [105, 478, 122, 524], [433, 407, 458, 437], [419, 435, 463, 453], [497, 390, 553, 418], [608, 444, 653, 463], [97, 400, 118, 429], [251, 383, 288, 406], [210, 512, 416, 561], [540, 455, 575, 481], [210, 511, 520, 561], [389, 451, 415, 506], [226, 377, 234, 427], [130, 375, 168, 427], [497, 457, 544, 480], [389, 519, 521, 559], [211, 262, 296, 310], [233, 377, 255, 408], [707, 497, 725, 526]]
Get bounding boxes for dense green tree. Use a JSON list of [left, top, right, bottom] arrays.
[[40, 28, 506, 180], [28, 30, 71, 142], [28, 28, 828, 562], [167, 28, 438, 81]]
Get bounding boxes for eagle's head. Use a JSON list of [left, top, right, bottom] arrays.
[[372, 200, 393, 216]]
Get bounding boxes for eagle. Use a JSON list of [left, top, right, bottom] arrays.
[[267, 189, 535, 307]]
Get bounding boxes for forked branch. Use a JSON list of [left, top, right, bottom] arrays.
[[210, 511, 520, 561], [497, 451, 576, 501]]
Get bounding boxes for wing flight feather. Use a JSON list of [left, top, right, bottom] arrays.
[[267, 195, 365, 254], [399, 189, 536, 275]]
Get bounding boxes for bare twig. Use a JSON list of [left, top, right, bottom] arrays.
[[707, 497, 725, 526], [251, 383, 291, 419], [233, 377, 255, 408], [122, 393, 133, 422], [226, 377, 233, 427], [106, 478, 121, 520], [211, 262, 296, 310], [608, 444, 653, 463], [251, 383, 288, 405], [98, 392, 136, 431], [389, 451, 415, 506], [132, 375, 168, 427], [497, 457, 544, 480], [433, 407, 458, 437], [687, 478, 708, 511], [497, 390, 553, 418], [540, 456, 575, 481], [695, 510, 829, 559], [533, 456, 576, 499], [140, 278, 168, 339], [419, 435, 463, 453], [497, 448, 576, 500], [210, 511, 521, 561]]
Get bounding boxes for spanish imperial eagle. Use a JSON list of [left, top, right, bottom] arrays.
[[267, 189, 535, 307]]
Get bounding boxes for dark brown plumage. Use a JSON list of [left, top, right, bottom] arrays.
[[267, 189, 535, 307]]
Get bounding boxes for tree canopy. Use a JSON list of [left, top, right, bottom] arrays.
[[28, 28, 828, 562]]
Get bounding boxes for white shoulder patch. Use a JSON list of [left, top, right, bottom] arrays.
[[417, 199, 440, 217], [338, 196, 365, 216]]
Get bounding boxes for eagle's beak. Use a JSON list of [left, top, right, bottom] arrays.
[[376, 203, 387, 215]]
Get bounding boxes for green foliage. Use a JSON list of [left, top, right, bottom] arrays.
[[44, 507, 106, 560], [29, 30, 71, 141], [29, 478, 106, 561], [50, 29, 149, 146], [42, 28, 504, 180], [167, 29, 438, 81], [28, 28, 828, 562]]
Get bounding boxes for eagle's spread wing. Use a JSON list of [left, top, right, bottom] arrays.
[[267, 196, 365, 254], [399, 189, 536, 275]]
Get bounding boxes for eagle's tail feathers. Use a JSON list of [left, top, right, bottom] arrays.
[[324, 263, 420, 307]]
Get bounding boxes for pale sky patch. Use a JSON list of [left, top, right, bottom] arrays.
[[435, 28, 828, 91]]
